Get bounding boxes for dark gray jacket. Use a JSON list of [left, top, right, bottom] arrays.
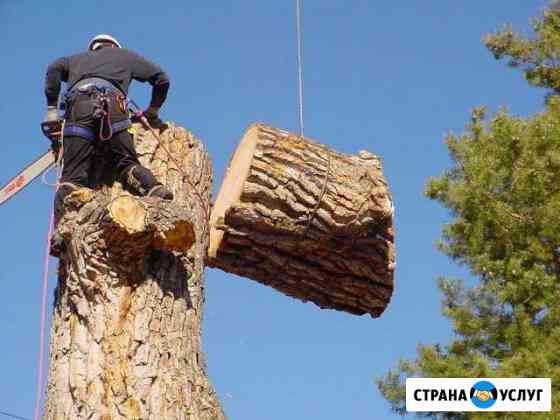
[[45, 46, 170, 108]]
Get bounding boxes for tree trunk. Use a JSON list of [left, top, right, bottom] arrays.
[[208, 123, 395, 318], [44, 122, 225, 420]]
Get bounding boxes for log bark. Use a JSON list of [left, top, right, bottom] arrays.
[[208, 123, 395, 318], [44, 122, 225, 420]]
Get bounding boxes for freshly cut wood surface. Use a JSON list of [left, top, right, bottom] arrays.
[[108, 195, 147, 234], [105, 194, 196, 252], [209, 123, 395, 317]]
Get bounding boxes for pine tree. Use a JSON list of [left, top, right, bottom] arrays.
[[377, 3, 560, 418]]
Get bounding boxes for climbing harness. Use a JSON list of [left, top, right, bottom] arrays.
[[62, 78, 131, 142], [62, 119, 131, 142]]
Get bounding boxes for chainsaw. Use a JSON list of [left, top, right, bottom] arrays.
[[0, 120, 63, 206]]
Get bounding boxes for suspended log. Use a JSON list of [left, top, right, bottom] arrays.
[[208, 123, 395, 317], [44, 122, 225, 420]]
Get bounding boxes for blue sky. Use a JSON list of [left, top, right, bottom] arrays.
[[0, 1, 549, 419]]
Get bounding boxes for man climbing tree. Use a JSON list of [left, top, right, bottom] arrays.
[[44, 34, 174, 254], [377, 2, 560, 417]]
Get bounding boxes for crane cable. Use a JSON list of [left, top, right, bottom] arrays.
[[293, 0, 332, 244], [295, 0, 304, 137]]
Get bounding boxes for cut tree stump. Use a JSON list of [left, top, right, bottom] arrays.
[[44, 122, 225, 420], [208, 123, 395, 317]]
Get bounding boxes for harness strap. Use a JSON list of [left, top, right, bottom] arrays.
[[68, 77, 123, 96], [62, 78, 127, 118], [63, 125, 95, 141], [63, 119, 131, 141], [112, 119, 131, 133]]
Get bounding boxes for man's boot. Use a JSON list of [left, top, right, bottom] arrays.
[[125, 165, 174, 200], [147, 184, 174, 200], [51, 182, 79, 256]]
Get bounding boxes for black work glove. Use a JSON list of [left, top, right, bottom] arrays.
[[41, 106, 63, 148], [143, 106, 167, 130]]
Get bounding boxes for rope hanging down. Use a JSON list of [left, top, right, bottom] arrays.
[[36, 125, 64, 420], [33, 212, 54, 420], [295, 0, 305, 137], [128, 100, 211, 233], [0, 409, 31, 420]]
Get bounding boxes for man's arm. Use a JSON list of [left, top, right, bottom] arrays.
[[45, 57, 69, 107], [130, 52, 170, 111]]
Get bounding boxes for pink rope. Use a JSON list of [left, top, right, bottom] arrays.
[[34, 210, 54, 420]]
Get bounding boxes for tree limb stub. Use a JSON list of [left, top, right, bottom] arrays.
[[209, 122, 396, 318], [106, 195, 196, 254]]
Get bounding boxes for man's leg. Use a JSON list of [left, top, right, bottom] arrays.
[[51, 135, 94, 255], [55, 136, 94, 223], [110, 129, 173, 199]]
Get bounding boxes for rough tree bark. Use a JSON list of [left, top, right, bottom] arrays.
[[208, 123, 395, 317], [44, 122, 225, 420]]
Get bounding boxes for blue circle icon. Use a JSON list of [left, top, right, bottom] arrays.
[[470, 381, 498, 409]]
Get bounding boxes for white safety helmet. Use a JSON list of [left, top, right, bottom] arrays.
[[88, 34, 122, 51]]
